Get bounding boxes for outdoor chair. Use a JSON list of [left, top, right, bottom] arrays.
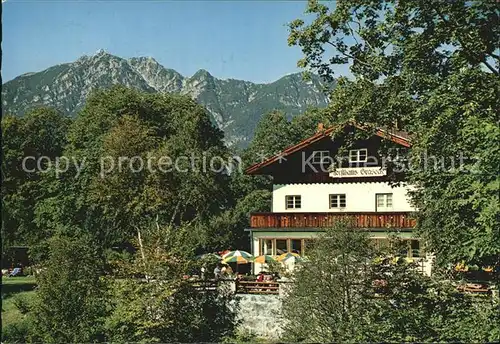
[[8, 268, 21, 277]]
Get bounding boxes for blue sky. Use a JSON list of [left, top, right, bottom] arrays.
[[2, 0, 351, 83]]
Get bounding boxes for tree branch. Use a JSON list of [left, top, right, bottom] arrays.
[[434, 7, 498, 74], [325, 40, 388, 77], [135, 225, 149, 282], [168, 199, 183, 229]]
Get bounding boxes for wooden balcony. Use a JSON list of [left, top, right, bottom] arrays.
[[250, 212, 416, 229]]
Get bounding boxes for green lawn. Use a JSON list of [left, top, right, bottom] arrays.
[[2, 276, 37, 329], [2, 276, 36, 285], [2, 291, 36, 329]]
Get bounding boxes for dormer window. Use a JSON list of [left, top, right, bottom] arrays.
[[312, 151, 331, 164], [349, 149, 368, 163]]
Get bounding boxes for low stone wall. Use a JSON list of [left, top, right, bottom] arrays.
[[218, 279, 293, 339], [236, 294, 284, 339]]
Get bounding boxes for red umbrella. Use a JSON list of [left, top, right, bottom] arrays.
[[219, 249, 231, 257]]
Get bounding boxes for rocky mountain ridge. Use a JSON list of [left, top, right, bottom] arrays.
[[2, 50, 330, 147]]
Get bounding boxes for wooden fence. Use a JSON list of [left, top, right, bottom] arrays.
[[236, 280, 280, 295], [186, 279, 495, 296]]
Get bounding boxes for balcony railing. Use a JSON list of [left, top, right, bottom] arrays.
[[250, 212, 416, 229]]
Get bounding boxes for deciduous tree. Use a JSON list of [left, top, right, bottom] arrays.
[[35, 86, 232, 249], [1, 108, 71, 254]]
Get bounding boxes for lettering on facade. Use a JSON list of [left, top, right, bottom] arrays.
[[329, 167, 386, 178]]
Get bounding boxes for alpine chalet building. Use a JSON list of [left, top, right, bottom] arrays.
[[245, 122, 432, 275]]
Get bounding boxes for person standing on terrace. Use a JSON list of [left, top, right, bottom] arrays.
[[214, 264, 221, 280]]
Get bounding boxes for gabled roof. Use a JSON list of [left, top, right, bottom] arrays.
[[245, 122, 411, 175]]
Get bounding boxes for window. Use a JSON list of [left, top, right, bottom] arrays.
[[276, 239, 288, 255], [312, 150, 331, 164], [259, 238, 310, 256], [291, 239, 303, 255], [410, 239, 421, 258], [376, 193, 393, 210], [260, 239, 274, 255], [329, 194, 346, 208], [286, 195, 301, 209], [370, 238, 423, 259], [349, 149, 368, 163]]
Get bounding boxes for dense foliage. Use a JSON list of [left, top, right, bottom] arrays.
[[1, 109, 71, 252], [283, 226, 500, 342], [29, 235, 109, 343], [1, 88, 246, 342], [1, 228, 239, 343], [104, 226, 239, 343], [33, 86, 233, 249]]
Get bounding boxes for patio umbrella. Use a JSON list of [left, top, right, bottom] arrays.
[[277, 252, 304, 263], [222, 250, 254, 263], [253, 255, 277, 264], [222, 250, 254, 274]]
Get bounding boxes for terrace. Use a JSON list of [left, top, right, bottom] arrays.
[[190, 279, 281, 295]]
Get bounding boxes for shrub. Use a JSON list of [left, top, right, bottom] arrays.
[[29, 234, 109, 343], [1, 320, 34, 343], [22, 266, 34, 276], [12, 293, 35, 315], [222, 328, 264, 343]]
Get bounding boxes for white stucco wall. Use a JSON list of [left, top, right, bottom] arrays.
[[272, 182, 415, 213]]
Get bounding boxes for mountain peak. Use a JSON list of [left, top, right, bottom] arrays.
[[76, 49, 115, 64], [94, 48, 108, 56], [192, 69, 212, 78], [130, 56, 158, 63]]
